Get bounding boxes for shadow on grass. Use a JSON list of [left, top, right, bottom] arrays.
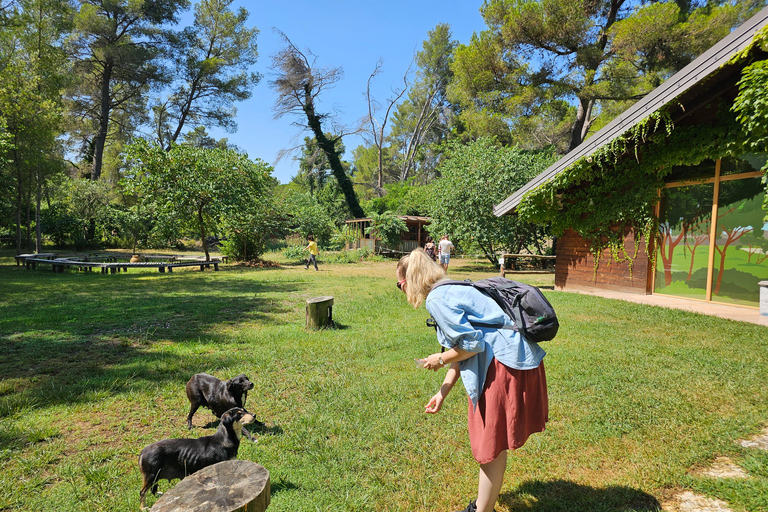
[[0, 265, 312, 418], [0, 341, 256, 419], [0, 265, 303, 341], [271, 477, 300, 496], [501, 479, 660, 512], [450, 259, 499, 274]]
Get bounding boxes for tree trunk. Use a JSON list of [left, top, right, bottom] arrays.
[[304, 105, 364, 218], [169, 80, 199, 146], [568, 97, 591, 151], [25, 182, 32, 250], [35, 164, 42, 253], [198, 205, 210, 261], [14, 150, 22, 253], [91, 61, 114, 181]]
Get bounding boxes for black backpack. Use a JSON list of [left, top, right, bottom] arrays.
[[430, 277, 559, 343]]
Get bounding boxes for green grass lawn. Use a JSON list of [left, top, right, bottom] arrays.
[[0, 250, 766, 511]]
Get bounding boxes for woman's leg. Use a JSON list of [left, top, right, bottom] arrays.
[[475, 450, 507, 512]]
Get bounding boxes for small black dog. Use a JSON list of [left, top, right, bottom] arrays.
[[138, 407, 255, 509], [186, 373, 262, 439]]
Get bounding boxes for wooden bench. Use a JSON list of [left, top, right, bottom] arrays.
[[23, 258, 223, 274], [163, 260, 221, 272], [15, 253, 56, 265]]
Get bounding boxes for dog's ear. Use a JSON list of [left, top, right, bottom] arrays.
[[221, 408, 239, 425]]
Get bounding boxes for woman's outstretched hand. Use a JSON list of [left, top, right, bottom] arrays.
[[425, 392, 444, 414], [424, 353, 444, 371]]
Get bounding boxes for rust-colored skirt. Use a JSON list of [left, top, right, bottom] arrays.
[[467, 358, 548, 464]]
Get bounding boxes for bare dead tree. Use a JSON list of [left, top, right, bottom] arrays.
[[270, 31, 364, 218], [364, 59, 409, 195], [397, 83, 442, 182]]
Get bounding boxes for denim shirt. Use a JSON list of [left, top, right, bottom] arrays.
[[425, 283, 546, 409]]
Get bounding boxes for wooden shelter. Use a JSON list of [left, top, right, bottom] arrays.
[[345, 216, 431, 254], [494, 6, 768, 310]]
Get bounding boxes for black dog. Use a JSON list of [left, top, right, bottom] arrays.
[[138, 407, 255, 509], [186, 373, 262, 439]]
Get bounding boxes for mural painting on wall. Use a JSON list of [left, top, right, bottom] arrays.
[[655, 156, 768, 308]]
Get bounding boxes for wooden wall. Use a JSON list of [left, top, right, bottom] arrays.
[[555, 228, 653, 295]]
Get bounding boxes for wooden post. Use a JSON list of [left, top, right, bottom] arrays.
[[150, 460, 270, 512], [306, 296, 334, 329]]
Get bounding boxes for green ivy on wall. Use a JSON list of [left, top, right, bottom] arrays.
[[516, 29, 768, 273]]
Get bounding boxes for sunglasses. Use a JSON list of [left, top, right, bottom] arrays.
[[397, 279, 406, 290]]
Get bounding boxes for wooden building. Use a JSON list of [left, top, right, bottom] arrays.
[[494, 6, 768, 310], [344, 216, 431, 254]]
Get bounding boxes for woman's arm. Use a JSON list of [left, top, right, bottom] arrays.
[[423, 347, 474, 371], [424, 362, 460, 414]]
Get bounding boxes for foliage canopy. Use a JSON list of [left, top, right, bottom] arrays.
[[428, 138, 556, 264], [123, 140, 274, 260]]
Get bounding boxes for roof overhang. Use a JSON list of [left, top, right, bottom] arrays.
[[493, 5, 768, 217]]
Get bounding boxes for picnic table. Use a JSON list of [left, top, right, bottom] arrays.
[[141, 254, 177, 261], [498, 253, 556, 276], [174, 255, 229, 263]]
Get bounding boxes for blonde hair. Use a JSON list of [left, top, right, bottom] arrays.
[[398, 248, 447, 308]]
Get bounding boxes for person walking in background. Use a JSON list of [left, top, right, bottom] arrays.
[[424, 235, 437, 261], [396, 248, 548, 512], [304, 235, 319, 271], [438, 234, 455, 272]]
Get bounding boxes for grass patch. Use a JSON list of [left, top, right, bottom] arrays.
[[0, 249, 766, 511]]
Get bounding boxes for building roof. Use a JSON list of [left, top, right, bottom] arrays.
[[493, 5, 768, 217], [345, 216, 431, 223]]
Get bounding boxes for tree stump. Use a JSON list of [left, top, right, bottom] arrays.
[[306, 296, 334, 329], [150, 460, 270, 512]]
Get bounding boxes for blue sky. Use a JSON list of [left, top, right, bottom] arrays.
[[190, 0, 489, 184]]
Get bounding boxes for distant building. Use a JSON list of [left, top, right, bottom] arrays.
[[345, 216, 431, 254]]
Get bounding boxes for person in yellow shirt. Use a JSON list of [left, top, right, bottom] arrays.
[[304, 235, 319, 271]]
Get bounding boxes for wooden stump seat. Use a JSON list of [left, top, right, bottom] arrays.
[[150, 460, 270, 512], [305, 296, 334, 329]]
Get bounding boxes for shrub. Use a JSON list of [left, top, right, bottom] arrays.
[[283, 244, 306, 262], [321, 247, 381, 263]]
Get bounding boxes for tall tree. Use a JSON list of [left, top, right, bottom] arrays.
[[0, 0, 70, 252], [452, 0, 755, 152], [364, 58, 408, 193], [66, 0, 188, 181], [269, 33, 365, 219], [390, 23, 457, 182], [152, 0, 261, 149], [124, 139, 273, 261]]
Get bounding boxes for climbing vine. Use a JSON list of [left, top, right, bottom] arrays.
[[516, 29, 768, 273]]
